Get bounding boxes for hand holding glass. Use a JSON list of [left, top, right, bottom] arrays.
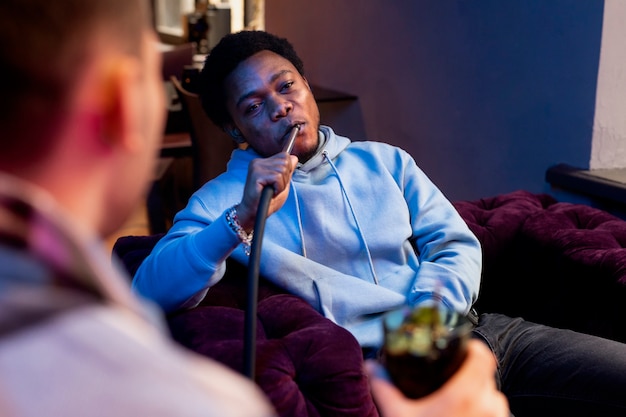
[[381, 305, 473, 399]]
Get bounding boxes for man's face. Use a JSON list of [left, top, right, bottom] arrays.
[[105, 30, 165, 236], [224, 50, 321, 160], [137, 31, 166, 166]]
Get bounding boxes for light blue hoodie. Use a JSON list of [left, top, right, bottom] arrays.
[[133, 126, 481, 348]]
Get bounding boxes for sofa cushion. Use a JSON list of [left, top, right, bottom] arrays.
[[169, 294, 377, 417], [455, 190, 626, 343], [112, 233, 165, 277], [453, 190, 557, 264], [519, 201, 626, 341], [454, 190, 557, 315], [112, 234, 378, 417], [523, 202, 626, 277]]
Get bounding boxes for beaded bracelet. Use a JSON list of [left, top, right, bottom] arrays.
[[225, 205, 253, 256]]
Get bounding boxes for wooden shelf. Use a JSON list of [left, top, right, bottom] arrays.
[[310, 84, 358, 103], [546, 163, 626, 206]]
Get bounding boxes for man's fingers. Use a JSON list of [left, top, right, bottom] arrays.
[[364, 341, 509, 417], [447, 340, 497, 386], [365, 360, 417, 416]]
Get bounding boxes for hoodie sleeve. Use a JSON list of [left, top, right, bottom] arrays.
[[401, 154, 482, 314], [131, 194, 245, 313]]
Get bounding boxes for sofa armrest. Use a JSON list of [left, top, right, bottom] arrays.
[[169, 295, 378, 417], [112, 234, 379, 417]]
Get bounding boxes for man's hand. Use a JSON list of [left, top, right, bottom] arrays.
[[365, 340, 509, 417], [236, 152, 299, 231]]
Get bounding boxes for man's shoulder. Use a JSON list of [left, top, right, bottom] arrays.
[[344, 138, 400, 151], [345, 140, 411, 161], [0, 304, 276, 417]]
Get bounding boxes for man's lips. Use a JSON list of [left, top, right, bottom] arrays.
[[284, 122, 304, 137], [282, 124, 301, 153], [280, 123, 302, 141]]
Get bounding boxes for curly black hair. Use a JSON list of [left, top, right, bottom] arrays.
[[198, 30, 305, 128]]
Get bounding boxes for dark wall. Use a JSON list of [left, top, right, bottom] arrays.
[[266, 1, 605, 201]]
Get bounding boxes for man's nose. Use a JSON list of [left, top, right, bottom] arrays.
[[270, 96, 293, 120]]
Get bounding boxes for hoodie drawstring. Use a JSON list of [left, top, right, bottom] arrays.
[[290, 183, 307, 258], [322, 150, 379, 285]]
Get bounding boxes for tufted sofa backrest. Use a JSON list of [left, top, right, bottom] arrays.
[[454, 190, 626, 343]]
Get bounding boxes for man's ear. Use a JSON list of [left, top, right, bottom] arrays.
[[100, 56, 143, 152], [225, 123, 246, 144]]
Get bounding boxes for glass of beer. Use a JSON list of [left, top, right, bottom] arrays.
[[381, 305, 473, 399]]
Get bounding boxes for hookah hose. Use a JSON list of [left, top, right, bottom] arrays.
[[244, 124, 300, 379]]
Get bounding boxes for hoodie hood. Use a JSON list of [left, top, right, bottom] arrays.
[[228, 125, 351, 174], [296, 126, 350, 173]]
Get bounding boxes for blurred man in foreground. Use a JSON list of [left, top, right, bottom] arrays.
[[0, 1, 275, 416]]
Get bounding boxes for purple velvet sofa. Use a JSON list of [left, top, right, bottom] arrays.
[[454, 190, 626, 344], [114, 241, 379, 417], [113, 190, 626, 416]]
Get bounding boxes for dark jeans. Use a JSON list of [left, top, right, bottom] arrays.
[[473, 313, 626, 417]]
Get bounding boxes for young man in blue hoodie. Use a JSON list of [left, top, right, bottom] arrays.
[[133, 30, 626, 417]]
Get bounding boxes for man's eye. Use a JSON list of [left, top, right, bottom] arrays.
[[245, 103, 260, 114], [281, 81, 294, 92]]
